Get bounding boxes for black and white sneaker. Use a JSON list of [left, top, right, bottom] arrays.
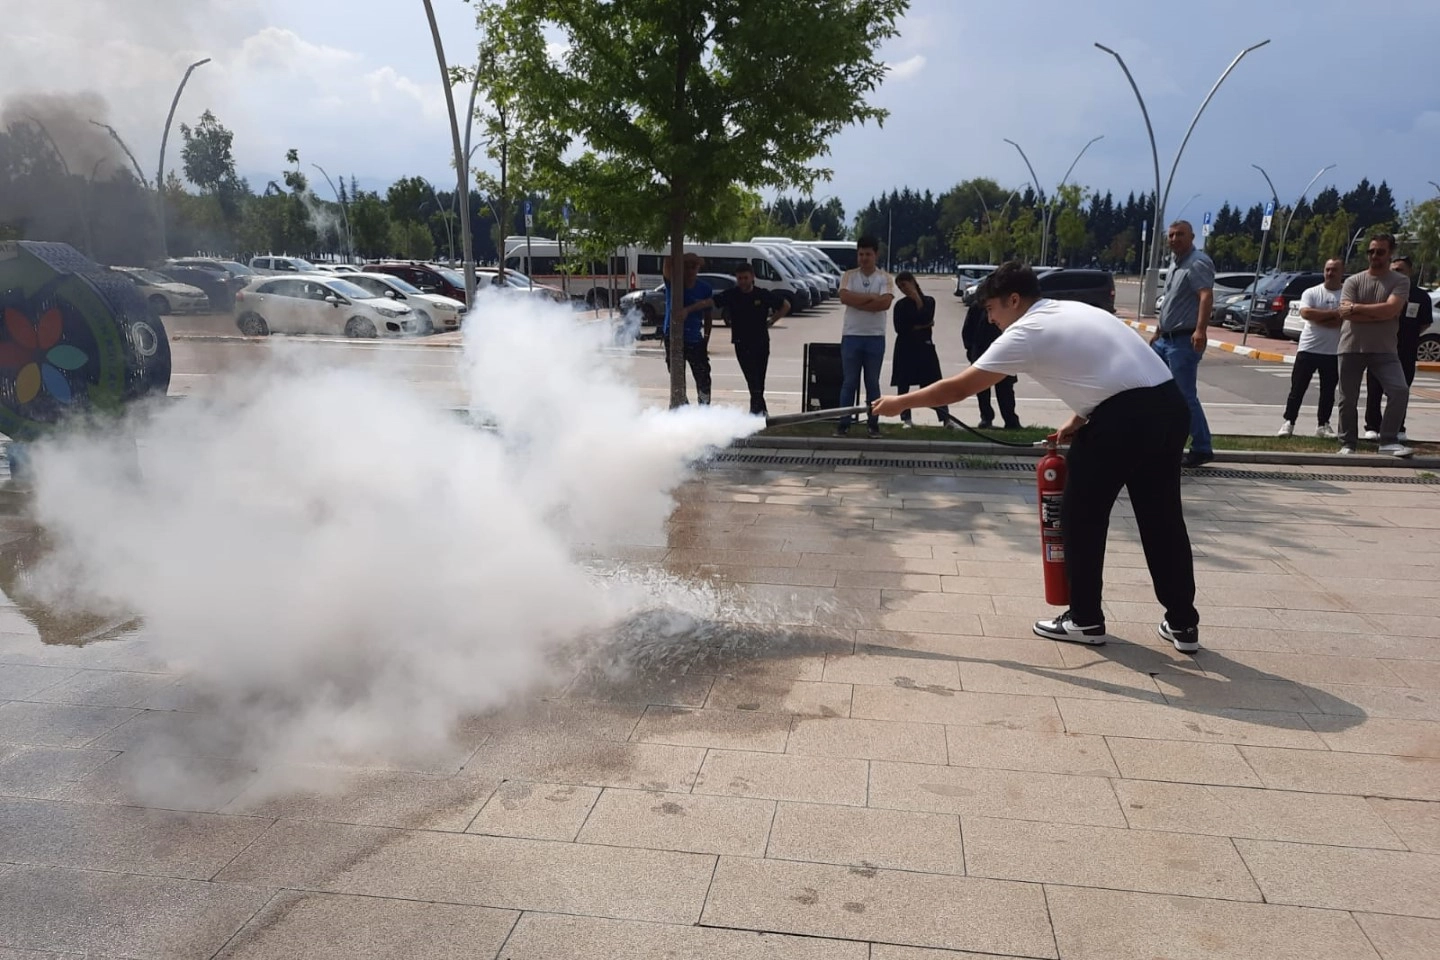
[[1158, 619, 1200, 653], [1033, 611, 1106, 645]]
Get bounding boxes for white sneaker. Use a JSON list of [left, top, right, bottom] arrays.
[[1379, 443, 1414, 458], [1276, 420, 1294, 437], [1397, 431, 1408, 442], [1363, 429, 1381, 441], [1337, 446, 1355, 455], [943, 420, 959, 430], [1315, 423, 1335, 439], [1033, 611, 1107, 646], [901, 421, 914, 430]]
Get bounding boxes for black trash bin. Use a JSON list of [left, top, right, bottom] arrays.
[[802, 342, 844, 415]]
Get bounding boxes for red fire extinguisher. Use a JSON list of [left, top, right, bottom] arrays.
[[1036, 436, 1069, 605]]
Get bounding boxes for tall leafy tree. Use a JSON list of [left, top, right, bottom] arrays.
[[483, 0, 907, 406]]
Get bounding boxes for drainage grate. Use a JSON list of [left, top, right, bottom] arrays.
[[707, 453, 1440, 484]]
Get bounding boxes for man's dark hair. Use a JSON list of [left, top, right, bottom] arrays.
[[1370, 233, 1397, 251], [856, 235, 880, 252], [734, 262, 754, 275], [1391, 253, 1411, 265], [977, 261, 1040, 302]]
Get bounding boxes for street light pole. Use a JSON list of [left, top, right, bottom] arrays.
[[422, 0, 476, 305], [1044, 135, 1105, 267], [1176, 193, 1202, 221], [311, 163, 353, 263], [1097, 40, 1269, 316], [1274, 163, 1335, 273], [1429, 181, 1440, 195], [1245, 164, 1282, 345], [156, 57, 211, 259], [1003, 138, 1045, 264], [419, 177, 456, 262]]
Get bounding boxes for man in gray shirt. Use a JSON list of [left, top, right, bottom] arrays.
[[1151, 221, 1215, 467], [1337, 233, 1411, 458]]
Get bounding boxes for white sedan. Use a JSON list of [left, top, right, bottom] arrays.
[[233, 274, 419, 338], [335, 272, 464, 332]]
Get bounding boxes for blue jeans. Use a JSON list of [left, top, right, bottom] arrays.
[[1152, 335, 1212, 454], [839, 335, 886, 431]]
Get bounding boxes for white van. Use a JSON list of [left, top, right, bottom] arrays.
[[749, 237, 839, 293], [502, 236, 634, 307], [675, 242, 811, 312], [756, 243, 828, 303], [798, 240, 858, 272]]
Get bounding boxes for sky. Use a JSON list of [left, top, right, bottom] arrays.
[[4, 0, 1439, 229]]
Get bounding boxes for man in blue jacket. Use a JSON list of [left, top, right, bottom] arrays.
[[662, 252, 715, 404]]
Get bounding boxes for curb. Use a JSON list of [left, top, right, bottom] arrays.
[[737, 435, 1440, 470], [1120, 319, 1440, 372]]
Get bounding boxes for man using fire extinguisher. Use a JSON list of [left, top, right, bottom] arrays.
[[872, 261, 1201, 652]]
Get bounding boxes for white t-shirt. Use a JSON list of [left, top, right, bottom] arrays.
[[973, 298, 1172, 417], [1297, 283, 1342, 355], [841, 268, 891, 337]]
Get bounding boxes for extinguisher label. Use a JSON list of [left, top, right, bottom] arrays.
[[1040, 492, 1064, 530], [1046, 544, 1065, 562]]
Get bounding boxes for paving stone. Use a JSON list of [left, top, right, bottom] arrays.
[[1154, 675, 1324, 713], [1302, 682, 1440, 722], [460, 737, 705, 793], [1235, 838, 1440, 917], [217, 818, 715, 924], [577, 788, 774, 856], [787, 717, 946, 764], [945, 726, 1118, 776], [1352, 913, 1440, 960], [1045, 883, 1381, 960], [765, 801, 963, 874], [1195, 649, 1407, 687], [869, 948, 1035, 960], [1105, 736, 1263, 786], [706, 676, 852, 717], [692, 749, 869, 806], [822, 652, 961, 688], [466, 698, 646, 742], [0, 663, 75, 699], [1116, 780, 1405, 848], [0, 797, 270, 879], [216, 890, 517, 960], [52, 751, 260, 813], [867, 760, 1126, 827], [631, 705, 791, 752], [1239, 745, 1440, 800], [25, 669, 176, 708], [0, 862, 272, 958], [700, 856, 1055, 958], [467, 780, 600, 841], [1303, 714, 1440, 758], [0, 701, 139, 748], [851, 683, 1064, 732], [500, 912, 867, 960], [964, 815, 1259, 900], [1366, 798, 1440, 854], [0, 745, 118, 799], [1056, 699, 1326, 749], [959, 660, 1165, 704], [222, 766, 495, 831]]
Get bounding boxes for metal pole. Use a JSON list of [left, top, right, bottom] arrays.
[[156, 57, 211, 259], [1176, 193, 1202, 221], [886, 207, 893, 272], [1093, 45, 1161, 312], [1243, 226, 1271, 347], [89, 120, 150, 188], [311, 163, 352, 263], [421, 178, 455, 262], [26, 115, 93, 257], [1003, 139, 1045, 264], [1343, 226, 1367, 267], [422, 0, 475, 304], [1045, 135, 1105, 268], [1274, 163, 1335, 273], [1429, 181, 1440, 195]]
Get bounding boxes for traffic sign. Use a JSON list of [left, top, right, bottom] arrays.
[[562, 203, 571, 226], [1202, 211, 1212, 238], [1261, 200, 1275, 232]]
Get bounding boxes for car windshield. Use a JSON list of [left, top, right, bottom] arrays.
[[325, 279, 377, 300], [288, 258, 318, 271], [365, 274, 422, 295], [436, 268, 465, 287], [500, 270, 532, 287], [219, 261, 255, 275], [128, 268, 173, 284]]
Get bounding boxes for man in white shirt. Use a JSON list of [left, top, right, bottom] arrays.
[[873, 261, 1201, 653], [834, 235, 893, 438], [1278, 259, 1343, 438]]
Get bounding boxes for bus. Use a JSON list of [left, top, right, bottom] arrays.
[[501, 236, 648, 308]]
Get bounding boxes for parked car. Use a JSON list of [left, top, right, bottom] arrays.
[[1416, 290, 1440, 362], [954, 264, 998, 300], [620, 273, 738, 328], [369, 261, 470, 304], [1155, 270, 1255, 313], [1035, 268, 1116, 313], [109, 266, 210, 315], [1222, 271, 1324, 339], [155, 265, 246, 312], [233, 275, 419, 338], [1214, 283, 1260, 327], [249, 255, 319, 275], [168, 258, 258, 285], [335, 272, 464, 332], [473, 267, 569, 303]]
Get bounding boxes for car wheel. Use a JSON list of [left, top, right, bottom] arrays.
[[344, 316, 378, 339], [416, 311, 435, 335], [1418, 334, 1440, 364], [236, 312, 269, 337], [147, 294, 171, 316]]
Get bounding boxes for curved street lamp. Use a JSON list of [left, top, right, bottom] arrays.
[[311, 163, 353, 263], [1274, 163, 1336, 273], [1002, 139, 1045, 264], [1044, 135, 1105, 266], [156, 57, 211, 258], [422, 0, 476, 303], [1096, 40, 1269, 315]]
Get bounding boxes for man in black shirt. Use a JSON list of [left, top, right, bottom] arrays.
[[713, 263, 790, 415]]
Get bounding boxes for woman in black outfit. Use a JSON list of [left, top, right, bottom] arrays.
[[961, 299, 1022, 429], [890, 272, 954, 429]]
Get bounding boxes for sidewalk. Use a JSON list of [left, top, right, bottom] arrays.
[[1, 458, 1437, 958]]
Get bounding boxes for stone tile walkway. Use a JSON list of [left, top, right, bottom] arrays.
[[1, 459, 1438, 958]]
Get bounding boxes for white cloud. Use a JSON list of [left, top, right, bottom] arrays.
[[886, 54, 927, 82]]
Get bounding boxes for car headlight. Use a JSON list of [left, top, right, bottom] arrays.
[[433, 301, 458, 312], [376, 307, 402, 318]]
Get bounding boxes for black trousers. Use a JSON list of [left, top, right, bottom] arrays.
[[896, 384, 949, 423], [734, 339, 769, 414], [1062, 382, 1198, 630], [664, 340, 712, 402], [1365, 327, 1420, 432], [976, 375, 1019, 426], [1282, 351, 1338, 425]]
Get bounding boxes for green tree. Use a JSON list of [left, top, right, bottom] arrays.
[[484, 0, 907, 406], [389, 219, 434, 260], [1403, 198, 1440, 283], [349, 190, 392, 259], [180, 110, 238, 195], [1053, 183, 1088, 265]]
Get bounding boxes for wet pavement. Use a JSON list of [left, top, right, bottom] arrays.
[[1, 455, 1438, 958]]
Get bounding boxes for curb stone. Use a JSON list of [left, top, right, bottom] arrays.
[[1120, 318, 1440, 372]]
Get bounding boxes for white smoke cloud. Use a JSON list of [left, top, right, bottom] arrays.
[[23, 294, 766, 791]]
